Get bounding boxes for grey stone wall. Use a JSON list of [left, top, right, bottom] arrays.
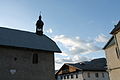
[[0, 46, 55, 80]]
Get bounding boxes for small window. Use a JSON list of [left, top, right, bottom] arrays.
[[71, 74, 73, 79], [67, 75, 69, 79], [95, 73, 99, 78], [76, 74, 78, 78], [32, 53, 38, 64], [64, 76, 66, 79], [102, 73, 104, 78], [14, 57, 17, 61], [87, 73, 90, 78], [61, 76, 63, 79], [116, 47, 120, 58]]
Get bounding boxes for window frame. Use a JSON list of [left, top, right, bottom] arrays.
[[76, 74, 78, 78], [32, 53, 38, 64], [102, 73, 104, 78], [71, 74, 74, 79], [67, 75, 69, 79], [64, 76, 66, 79], [115, 47, 120, 58], [87, 72, 90, 78], [95, 73, 99, 78]]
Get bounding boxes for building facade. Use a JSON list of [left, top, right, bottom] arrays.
[[0, 16, 61, 80], [103, 21, 120, 80], [56, 58, 109, 80]]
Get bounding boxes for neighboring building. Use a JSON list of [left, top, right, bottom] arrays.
[[103, 21, 120, 80], [55, 58, 109, 80], [0, 15, 61, 80]]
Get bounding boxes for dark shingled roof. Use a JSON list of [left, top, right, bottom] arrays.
[[0, 27, 61, 53], [67, 58, 107, 71], [110, 21, 120, 34], [103, 36, 115, 49]]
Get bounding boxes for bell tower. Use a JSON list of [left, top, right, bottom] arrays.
[[36, 14, 44, 35]]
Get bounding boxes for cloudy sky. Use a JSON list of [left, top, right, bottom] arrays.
[[0, 0, 119, 70]]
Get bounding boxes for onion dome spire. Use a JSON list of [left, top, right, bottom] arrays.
[[36, 12, 44, 35]]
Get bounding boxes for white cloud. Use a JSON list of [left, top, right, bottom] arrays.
[[53, 35, 101, 55], [55, 63, 63, 70], [55, 55, 90, 70], [72, 55, 90, 62], [55, 57, 72, 64], [53, 34, 106, 70], [112, 20, 119, 25], [55, 56, 90, 64], [95, 34, 109, 43], [46, 28, 53, 33], [59, 52, 68, 56]]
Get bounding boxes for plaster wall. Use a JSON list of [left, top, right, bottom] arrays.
[[83, 71, 109, 80], [57, 71, 109, 80], [109, 68, 120, 80], [0, 46, 55, 80], [57, 71, 83, 80], [105, 45, 120, 69]]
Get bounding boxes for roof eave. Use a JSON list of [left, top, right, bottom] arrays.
[[110, 29, 120, 34], [82, 69, 106, 71], [110, 21, 120, 34], [103, 36, 114, 49], [0, 44, 62, 53]]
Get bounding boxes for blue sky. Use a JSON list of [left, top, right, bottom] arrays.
[[0, 0, 119, 70]]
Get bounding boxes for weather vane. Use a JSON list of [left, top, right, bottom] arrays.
[[39, 11, 42, 16]]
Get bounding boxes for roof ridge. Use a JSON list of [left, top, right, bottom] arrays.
[[0, 26, 35, 34]]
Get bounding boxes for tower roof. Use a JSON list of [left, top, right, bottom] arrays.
[[36, 15, 44, 35], [0, 27, 61, 53], [36, 15, 44, 28]]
